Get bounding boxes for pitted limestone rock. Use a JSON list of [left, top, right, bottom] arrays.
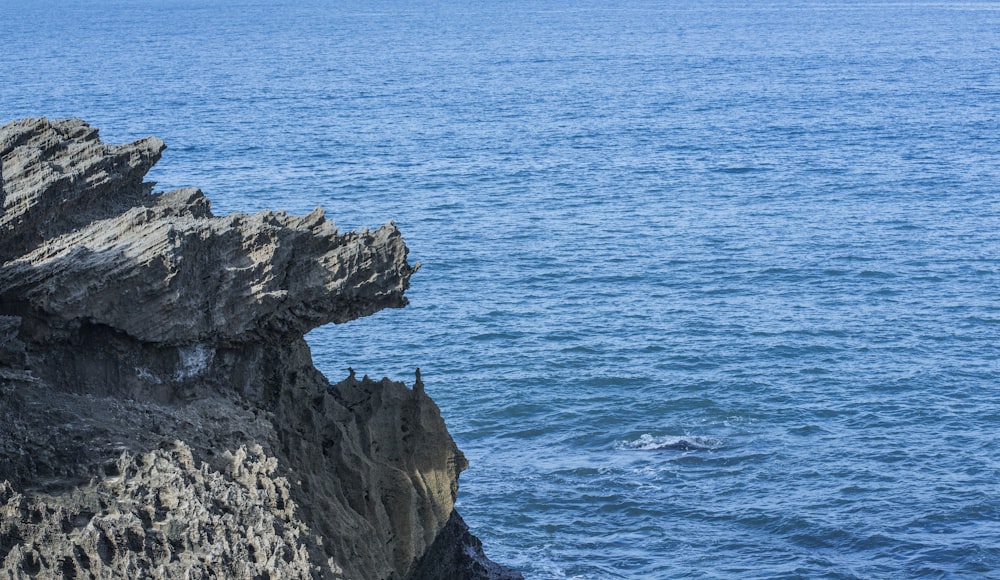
[[0, 118, 519, 579], [0, 442, 317, 579]]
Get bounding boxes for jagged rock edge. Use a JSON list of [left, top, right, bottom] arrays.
[[0, 118, 521, 579]]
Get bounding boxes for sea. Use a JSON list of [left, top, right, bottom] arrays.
[[2, 0, 999, 577]]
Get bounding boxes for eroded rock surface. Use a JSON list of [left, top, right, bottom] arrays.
[[0, 118, 520, 579], [0, 443, 315, 579]]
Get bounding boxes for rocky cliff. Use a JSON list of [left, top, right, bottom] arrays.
[[0, 118, 520, 579]]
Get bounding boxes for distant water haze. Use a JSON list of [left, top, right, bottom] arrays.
[[3, 0, 998, 576]]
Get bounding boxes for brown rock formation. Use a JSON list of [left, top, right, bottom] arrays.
[[0, 118, 520, 579]]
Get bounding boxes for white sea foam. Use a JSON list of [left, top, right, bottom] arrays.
[[617, 434, 723, 452]]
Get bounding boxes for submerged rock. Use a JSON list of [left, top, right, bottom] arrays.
[[0, 118, 521, 579]]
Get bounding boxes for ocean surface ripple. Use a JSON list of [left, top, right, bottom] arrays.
[[3, 0, 999, 577]]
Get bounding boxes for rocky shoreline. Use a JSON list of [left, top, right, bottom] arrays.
[[0, 118, 520, 579]]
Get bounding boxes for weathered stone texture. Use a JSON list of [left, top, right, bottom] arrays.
[[0, 118, 520, 579]]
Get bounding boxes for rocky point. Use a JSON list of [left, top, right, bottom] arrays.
[[0, 118, 520, 579]]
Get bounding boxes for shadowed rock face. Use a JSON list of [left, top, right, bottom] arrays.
[[0, 118, 520, 579]]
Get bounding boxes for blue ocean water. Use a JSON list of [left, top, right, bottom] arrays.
[[3, 0, 1000, 577]]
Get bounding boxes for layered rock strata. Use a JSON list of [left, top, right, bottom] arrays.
[[0, 118, 520, 579]]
